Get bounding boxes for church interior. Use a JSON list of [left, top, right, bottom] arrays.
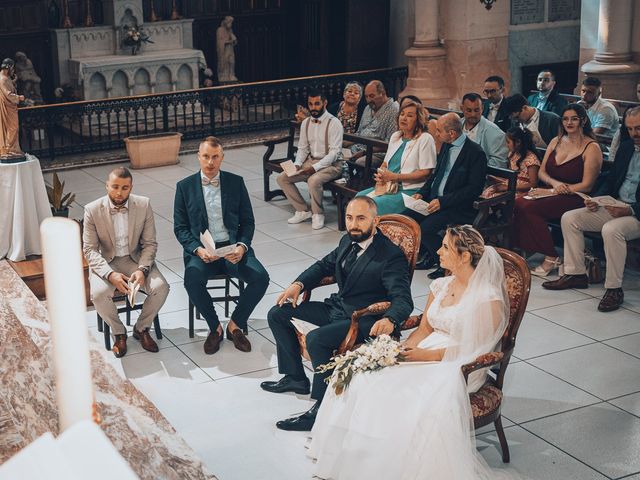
[[2, 1, 640, 479]]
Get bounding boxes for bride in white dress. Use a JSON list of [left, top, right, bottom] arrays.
[[309, 225, 516, 480]]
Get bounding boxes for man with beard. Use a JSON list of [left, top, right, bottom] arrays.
[[527, 69, 568, 116], [277, 88, 344, 230], [83, 167, 170, 357], [262, 196, 413, 431]]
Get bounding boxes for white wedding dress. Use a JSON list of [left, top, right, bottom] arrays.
[[308, 248, 519, 480]]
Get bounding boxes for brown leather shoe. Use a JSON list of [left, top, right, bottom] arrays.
[[112, 334, 127, 358], [133, 328, 159, 353], [598, 288, 624, 312], [204, 330, 223, 355], [542, 274, 589, 290], [226, 326, 251, 352]]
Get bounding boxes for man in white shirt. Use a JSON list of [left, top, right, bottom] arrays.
[[580, 76, 620, 137], [482, 75, 510, 132], [503, 94, 560, 149], [277, 89, 344, 230], [461, 92, 508, 167], [83, 167, 169, 358]]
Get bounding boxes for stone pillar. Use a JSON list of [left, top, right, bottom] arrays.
[[581, 0, 640, 101], [400, 0, 451, 107]]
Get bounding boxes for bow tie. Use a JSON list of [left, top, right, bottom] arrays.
[[490, 103, 499, 111], [109, 205, 128, 215], [201, 177, 220, 187], [311, 118, 321, 124], [634, 145, 640, 153]]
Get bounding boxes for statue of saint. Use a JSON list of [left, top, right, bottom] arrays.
[[216, 16, 238, 83], [14, 52, 43, 105], [0, 58, 25, 158]]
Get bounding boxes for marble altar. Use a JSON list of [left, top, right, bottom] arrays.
[[51, 0, 205, 100], [0, 260, 216, 480]]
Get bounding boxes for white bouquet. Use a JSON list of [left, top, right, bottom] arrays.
[[317, 334, 402, 395]]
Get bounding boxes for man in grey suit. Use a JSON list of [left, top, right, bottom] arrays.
[[83, 167, 169, 358], [503, 94, 560, 149], [461, 92, 508, 168]]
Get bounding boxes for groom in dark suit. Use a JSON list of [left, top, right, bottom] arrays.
[[174, 136, 269, 355], [403, 112, 487, 279], [262, 196, 413, 431]]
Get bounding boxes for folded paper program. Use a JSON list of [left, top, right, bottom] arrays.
[[199, 229, 237, 257]]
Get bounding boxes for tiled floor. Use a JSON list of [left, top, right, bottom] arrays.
[[59, 145, 640, 480]]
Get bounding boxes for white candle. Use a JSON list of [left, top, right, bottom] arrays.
[[40, 217, 94, 431]]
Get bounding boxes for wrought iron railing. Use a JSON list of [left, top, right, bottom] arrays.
[[18, 67, 408, 162]]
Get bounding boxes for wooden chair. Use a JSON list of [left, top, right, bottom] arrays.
[[97, 293, 162, 351], [298, 214, 421, 358], [473, 166, 518, 249], [188, 274, 246, 338]]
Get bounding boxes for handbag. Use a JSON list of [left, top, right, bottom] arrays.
[[585, 250, 603, 284]]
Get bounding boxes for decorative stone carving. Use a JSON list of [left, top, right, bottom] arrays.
[[216, 16, 238, 83]]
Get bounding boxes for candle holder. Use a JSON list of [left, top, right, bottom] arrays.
[[170, 0, 181, 20], [84, 0, 94, 27], [479, 0, 496, 10], [62, 0, 73, 28], [149, 0, 161, 22]]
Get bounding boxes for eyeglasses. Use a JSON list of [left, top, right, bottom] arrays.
[[483, 89, 498, 95]]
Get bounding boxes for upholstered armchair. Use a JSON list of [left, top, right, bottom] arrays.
[[297, 214, 421, 358]]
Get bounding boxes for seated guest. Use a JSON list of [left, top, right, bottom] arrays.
[[277, 88, 343, 230], [261, 196, 413, 431], [503, 93, 560, 149], [83, 167, 170, 358], [482, 127, 541, 198], [461, 92, 509, 167], [580, 76, 620, 137], [174, 136, 269, 355], [512, 104, 603, 276], [609, 106, 632, 161], [356, 99, 436, 214], [398, 94, 441, 153], [349, 80, 399, 167], [482, 75, 511, 132], [543, 106, 640, 312], [403, 112, 488, 279], [328, 81, 366, 134], [527, 69, 568, 116]]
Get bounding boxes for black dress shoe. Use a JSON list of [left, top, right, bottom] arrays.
[[276, 401, 320, 431], [260, 375, 310, 394], [427, 267, 446, 279]]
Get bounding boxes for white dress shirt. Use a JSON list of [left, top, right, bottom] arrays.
[[521, 109, 546, 148], [295, 110, 344, 171], [109, 199, 129, 257], [487, 99, 502, 123]]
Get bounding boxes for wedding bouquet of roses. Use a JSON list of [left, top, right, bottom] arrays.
[[317, 334, 402, 395], [122, 26, 153, 54]]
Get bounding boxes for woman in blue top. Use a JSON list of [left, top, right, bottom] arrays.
[[356, 100, 437, 215]]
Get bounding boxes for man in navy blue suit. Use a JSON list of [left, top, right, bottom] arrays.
[[174, 136, 269, 354]]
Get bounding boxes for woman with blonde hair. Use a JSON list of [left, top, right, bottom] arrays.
[[355, 99, 436, 214]]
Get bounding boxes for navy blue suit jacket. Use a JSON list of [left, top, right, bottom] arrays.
[[174, 171, 255, 258]]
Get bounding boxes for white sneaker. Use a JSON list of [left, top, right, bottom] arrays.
[[288, 211, 313, 224], [312, 214, 325, 230]]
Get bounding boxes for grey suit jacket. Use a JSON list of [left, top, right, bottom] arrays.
[[82, 194, 158, 279], [462, 116, 508, 168]]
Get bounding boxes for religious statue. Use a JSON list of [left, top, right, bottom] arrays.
[[216, 16, 238, 83], [0, 58, 25, 160], [14, 52, 43, 105]]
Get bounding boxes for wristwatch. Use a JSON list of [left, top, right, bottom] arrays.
[[137, 266, 150, 277]]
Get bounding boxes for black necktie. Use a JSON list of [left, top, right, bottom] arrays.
[[342, 243, 362, 277]]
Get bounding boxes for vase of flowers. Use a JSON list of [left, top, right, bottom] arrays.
[[122, 25, 153, 55]]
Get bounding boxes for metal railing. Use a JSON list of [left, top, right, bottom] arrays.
[[18, 67, 408, 163]]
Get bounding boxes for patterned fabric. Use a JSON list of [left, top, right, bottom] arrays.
[[378, 221, 420, 270], [461, 352, 503, 377], [469, 384, 503, 417], [337, 102, 359, 134], [510, 151, 540, 185]]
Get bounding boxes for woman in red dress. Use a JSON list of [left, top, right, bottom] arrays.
[[511, 103, 603, 276]]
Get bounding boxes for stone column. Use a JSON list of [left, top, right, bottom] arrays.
[[581, 0, 640, 101], [401, 0, 451, 107]]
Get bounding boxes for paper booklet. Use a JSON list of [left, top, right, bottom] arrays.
[[575, 192, 629, 208], [199, 230, 238, 257], [342, 147, 353, 159], [291, 318, 319, 336], [523, 189, 557, 200], [127, 280, 142, 306], [402, 193, 430, 216], [280, 160, 299, 177]]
